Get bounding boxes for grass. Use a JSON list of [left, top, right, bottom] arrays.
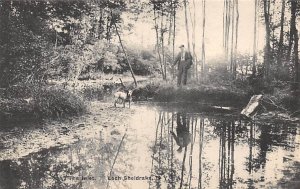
[[132, 79, 250, 107], [133, 77, 299, 117]]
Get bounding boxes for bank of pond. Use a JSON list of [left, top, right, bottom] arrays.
[[0, 81, 299, 124]]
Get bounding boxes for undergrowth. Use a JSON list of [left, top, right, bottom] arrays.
[[0, 83, 87, 122]]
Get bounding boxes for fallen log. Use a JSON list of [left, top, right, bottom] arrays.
[[241, 94, 263, 118]]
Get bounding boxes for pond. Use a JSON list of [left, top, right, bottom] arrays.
[[0, 103, 299, 189]]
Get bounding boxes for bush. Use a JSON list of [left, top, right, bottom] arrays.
[[1, 84, 34, 99], [0, 83, 86, 122], [81, 85, 105, 101], [270, 87, 300, 112], [0, 98, 35, 121], [131, 58, 154, 75], [132, 82, 160, 100], [117, 46, 159, 76], [141, 50, 155, 60], [33, 86, 86, 118]]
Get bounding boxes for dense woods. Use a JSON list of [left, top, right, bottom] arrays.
[[0, 0, 299, 85], [0, 0, 156, 87]]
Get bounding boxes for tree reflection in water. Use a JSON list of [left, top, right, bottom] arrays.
[[149, 110, 299, 189], [0, 106, 298, 189]]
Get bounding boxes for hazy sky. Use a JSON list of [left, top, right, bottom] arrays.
[[123, 0, 266, 60]]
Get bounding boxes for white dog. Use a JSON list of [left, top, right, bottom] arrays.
[[114, 90, 133, 108]]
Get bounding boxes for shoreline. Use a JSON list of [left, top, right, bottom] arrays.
[[0, 102, 134, 161]]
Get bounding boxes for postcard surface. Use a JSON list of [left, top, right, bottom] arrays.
[[0, 0, 299, 189]]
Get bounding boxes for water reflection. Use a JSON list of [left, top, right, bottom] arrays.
[[148, 107, 299, 189], [0, 104, 299, 189], [170, 113, 191, 152]]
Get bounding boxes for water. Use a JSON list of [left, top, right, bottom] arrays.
[[0, 103, 299, 189]]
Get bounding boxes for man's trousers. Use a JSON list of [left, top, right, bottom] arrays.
[[177, 61, 188, 86]]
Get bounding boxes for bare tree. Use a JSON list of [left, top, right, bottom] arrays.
[[184, 0, 191, 52], [290, 0, 299, 90], [252, 0, 258, 76], [153, 5, 165, 79], [172, 1, 176, 62], [112, 15, 137, 87], [201, 0, 206, 77], [223, 0, 226, 49], [192, 0, 197, 80], [233, 0, 239, 79], [223, 0, 234, 73], [160, 6, 167, 80], [277, 0, 285, 70], [172, 1, 177, 79], [230, 0, 235, 77], [168, 6, 173, 46], [263, 0, 271, 80], [287, 6, 294, 62], [224, 0, 231, 61], [188, 0, 197, 80]]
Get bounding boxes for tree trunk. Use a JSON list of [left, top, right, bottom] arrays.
[[224, 0, 228, 57], [192, 0, 197, 80], [98, 8, 104, 39], [153, 7, 165, 79], [291, 0, 299, 90], [223, 0, 232, 68], [287, 1, 294, 63], [112, 13, 137, 87], [189, 0, 197, 80], [226, 0, 231, 61], [223, 0, 226, 49], [252, 0, 258, 76], [287, 35, 294, 63], [234, 0, 239, 79], [160, 8, 167, 80], [230, 0, 235, 77], [263, 0, 271, 80], [271, 0, 276, 54], [184, 0, 191, 51], [168, 6, 173, 46], [294, 30, 299, 90], [172, 1, 177, 79], [106, 15, 111, 41], [277, 0, 285, 70], [201, 0, 206, 76]]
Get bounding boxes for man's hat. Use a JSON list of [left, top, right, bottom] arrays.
[[179, 44, 184, 48]]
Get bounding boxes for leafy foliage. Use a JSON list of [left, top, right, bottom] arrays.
[[0, 0, 131, 87], [33, 86, 86, 118], [0, 83, 86, 122]]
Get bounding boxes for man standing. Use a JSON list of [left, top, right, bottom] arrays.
[[173, 45, 193, 86]]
